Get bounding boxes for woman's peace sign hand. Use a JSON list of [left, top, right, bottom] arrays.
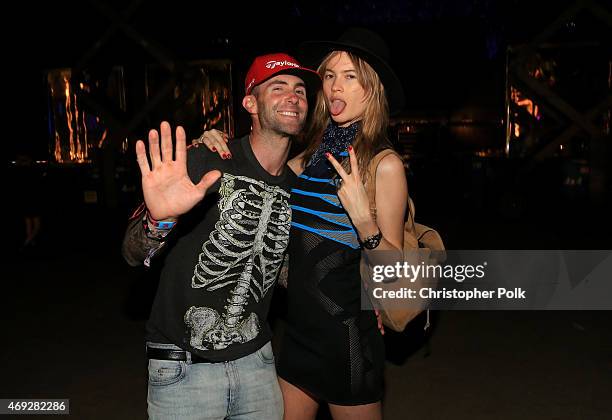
[[326, 146, 375, 231]]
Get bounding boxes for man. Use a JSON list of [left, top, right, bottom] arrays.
[[122, 53, 321, 419]]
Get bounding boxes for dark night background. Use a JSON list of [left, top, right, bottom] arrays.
[[3, 0, 611, 419]]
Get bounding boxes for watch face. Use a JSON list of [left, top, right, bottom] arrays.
[[364, 240, 379, 249]]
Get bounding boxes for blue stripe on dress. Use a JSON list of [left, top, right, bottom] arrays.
[[290, 188, 342, 207], [291, 221, 360, 249], [291, 205, 353, 228], [298, 174, 335, 184]]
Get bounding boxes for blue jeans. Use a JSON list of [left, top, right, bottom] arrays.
[[146, 341, 283, 419]]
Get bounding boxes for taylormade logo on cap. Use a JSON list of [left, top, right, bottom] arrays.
[[265, 60, 300, 69], [244, 52, 321, 95]]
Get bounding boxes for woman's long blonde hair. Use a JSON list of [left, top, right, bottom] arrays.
[[301, 50, 392, 183]]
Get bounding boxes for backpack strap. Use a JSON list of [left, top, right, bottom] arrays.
[[365, 149, 418, 235], [365, 149, 398, 220]]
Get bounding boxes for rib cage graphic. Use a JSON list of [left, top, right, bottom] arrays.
[[185, 173, 291, 350]]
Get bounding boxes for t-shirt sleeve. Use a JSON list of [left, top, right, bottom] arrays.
[[186, 146, 222, 195]]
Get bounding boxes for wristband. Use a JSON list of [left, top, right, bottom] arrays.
[[143, 211, 177, 241], [146, 211, 177, 230]]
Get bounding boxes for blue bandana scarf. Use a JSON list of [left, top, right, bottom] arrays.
[[308, 121, 360, 167]]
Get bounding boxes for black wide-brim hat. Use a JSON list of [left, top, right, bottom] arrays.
[[298, 27, 405, 115]]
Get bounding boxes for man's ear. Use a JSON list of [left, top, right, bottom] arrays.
[[242, 95, 257, 113]]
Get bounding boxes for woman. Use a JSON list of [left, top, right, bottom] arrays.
[[198, 28, 408, 419]]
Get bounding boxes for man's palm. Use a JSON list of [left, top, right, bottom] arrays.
[[136, 122, 221, 220]]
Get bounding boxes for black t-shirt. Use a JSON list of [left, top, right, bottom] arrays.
[[146, 135, 295, 362]]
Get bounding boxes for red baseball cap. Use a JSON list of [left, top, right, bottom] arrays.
[[244, 53, 321, 96]]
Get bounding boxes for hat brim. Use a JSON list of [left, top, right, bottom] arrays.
[[299, 40, 405, 115], [254, 67, 322, 101]]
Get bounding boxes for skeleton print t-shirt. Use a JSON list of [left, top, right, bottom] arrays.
[[146, 135, 295, 362]]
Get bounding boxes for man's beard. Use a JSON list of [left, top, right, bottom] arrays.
[[259, 103, 305, 137]]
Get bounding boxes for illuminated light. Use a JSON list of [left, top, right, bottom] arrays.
[[514, 123, 521, 138], [64, 76, 76, 161], [54, 131, 62, 163], [559, 144, 564, 150], [511, 86, 540, 118], [516, 98, 534, 115], [82, 111, 88, 161], [98, 129, 108, 148], [48, 68, 122, 164], [74, 92, 83, 162], [121, 138, 129, 153], [148, 60, 234, 143]]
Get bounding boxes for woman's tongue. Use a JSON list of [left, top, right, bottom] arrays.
[[330, 99, 346, 116]]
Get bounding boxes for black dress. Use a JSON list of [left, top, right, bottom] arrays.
[[276, 123, 384, 405]]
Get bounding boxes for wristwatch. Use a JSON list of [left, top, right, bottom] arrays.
[[359, 230, 383, 250]]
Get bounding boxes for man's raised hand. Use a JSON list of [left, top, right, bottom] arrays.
[[135, 121, 221, 220]]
